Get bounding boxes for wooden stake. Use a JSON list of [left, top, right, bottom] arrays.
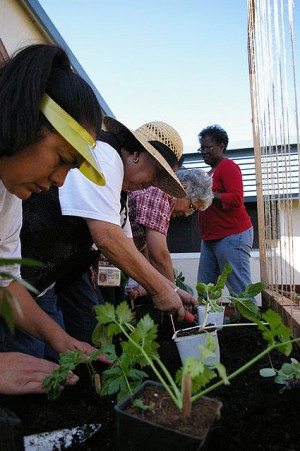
[[182, 373, 192, 418]]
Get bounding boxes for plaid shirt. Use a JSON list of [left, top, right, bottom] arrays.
[[128, 186, 176, 251]]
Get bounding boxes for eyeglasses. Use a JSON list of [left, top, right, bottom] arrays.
[[197, 145, 216, 154], [186, 199, 197, 216]]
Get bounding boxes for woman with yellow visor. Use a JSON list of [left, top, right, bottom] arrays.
[[0, 43, 106, 394]]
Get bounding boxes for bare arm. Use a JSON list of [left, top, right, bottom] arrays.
[[86, 219, 195, 320], [145, 228, 174, 281], [4, 281, 101, 355]]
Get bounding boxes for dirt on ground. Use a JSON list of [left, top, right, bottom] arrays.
[[1, 309, 300, 451]]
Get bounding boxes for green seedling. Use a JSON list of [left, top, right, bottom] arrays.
[[43, 301, 300, 419], [196, 263, 263, 327], [260, 357, 300, 393], [42, 348, 105, 400]]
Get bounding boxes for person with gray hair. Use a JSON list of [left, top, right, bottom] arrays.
[[171, 169, 213, 217], [127, 168, 212, 309]]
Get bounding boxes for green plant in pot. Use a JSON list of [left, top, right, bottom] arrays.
[[43, 302, 300, 451], [196, 263, 263, 328], [196, 263, 232, 329]]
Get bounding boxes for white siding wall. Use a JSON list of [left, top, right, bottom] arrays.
[[1, 0, 47, 55]]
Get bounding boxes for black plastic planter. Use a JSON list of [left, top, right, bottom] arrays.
[[115, 381, 222, 451]]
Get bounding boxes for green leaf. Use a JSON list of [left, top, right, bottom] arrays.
[[235, 298, 261, 322], [259, 368, 277, 378], [116, 302, 133, 325], [96, 344, 118, 362], [175, 274, 194, 295], [0, 291, 15, 334], [123, 315, 159, 366], [256, 310, 292, 356], [178, 358, 217, 394], [209, 300, 224, 312], [241, 282, 264, 298], [0, 257, 44, 267], [214, 263, 232, 291], [274, 375, 288, 384], [95, 303, 116, 324], [196, 283, 207, 296], [214, 362, 229, 384], [133, 399, 150, 410], [92, 323, 113, 348]]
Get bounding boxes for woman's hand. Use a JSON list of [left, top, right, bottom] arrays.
[[0, 352, 79, 395], [51, 334, 113, 365], [151, 285, 186, 321], [176, 289, 198, 308]]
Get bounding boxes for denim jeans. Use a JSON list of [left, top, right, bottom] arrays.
[[197, 227, 254, 298], [0, 287, 65, 361], [57, 270, 104, 344]]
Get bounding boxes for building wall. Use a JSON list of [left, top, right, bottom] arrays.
[[1, 0, 49, 55]]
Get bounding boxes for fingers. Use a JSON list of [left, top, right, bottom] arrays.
[[65, 371, 80, 386], [176, 304, 186, 322], [96, 353, 113, 365]]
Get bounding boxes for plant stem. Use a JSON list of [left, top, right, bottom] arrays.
[[154, 356, 181, 398], [191, 337, 300, 403], [118, 321, 182, 407]]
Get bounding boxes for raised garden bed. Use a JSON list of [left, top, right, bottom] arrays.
[[1, 314, 300, 450]]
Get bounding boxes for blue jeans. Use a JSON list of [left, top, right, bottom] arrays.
[[57, 270, 104, 344], [0, 287, 65, 361], [197, 227, 254, 298]]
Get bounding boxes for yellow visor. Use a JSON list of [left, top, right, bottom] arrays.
[[40, 94, 105, 186]]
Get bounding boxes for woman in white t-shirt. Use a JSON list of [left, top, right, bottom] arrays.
[[56, 119, 197, 339], [0, 43, 106, 395], [21, 119, 198, 348]]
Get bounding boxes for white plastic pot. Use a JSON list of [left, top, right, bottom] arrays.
[[172, 325, 220, 366], [197, 305, 225, 330]]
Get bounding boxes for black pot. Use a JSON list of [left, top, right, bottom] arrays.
[[114, 380, 222, 451]]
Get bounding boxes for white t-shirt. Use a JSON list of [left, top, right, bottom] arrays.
[[0, 181, 22, 286], [59, 141, 132, 238]]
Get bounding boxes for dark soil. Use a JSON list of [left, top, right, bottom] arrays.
[[1, 310, 300, 451], [175, 323, 217, 337], [124, 384, 222, 440]]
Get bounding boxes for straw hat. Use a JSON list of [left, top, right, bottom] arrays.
[[103, 116, 186, 198]]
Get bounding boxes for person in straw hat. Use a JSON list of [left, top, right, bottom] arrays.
[[19, 117, 197, 357]]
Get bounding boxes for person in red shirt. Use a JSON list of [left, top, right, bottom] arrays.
[[197, 125, 254, 298]]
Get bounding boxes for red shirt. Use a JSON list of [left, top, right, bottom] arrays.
[[198, 158, 252, 240]]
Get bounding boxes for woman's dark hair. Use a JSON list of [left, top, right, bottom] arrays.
[[198, 124, 229, 152], [0, 44, 102, 156]]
